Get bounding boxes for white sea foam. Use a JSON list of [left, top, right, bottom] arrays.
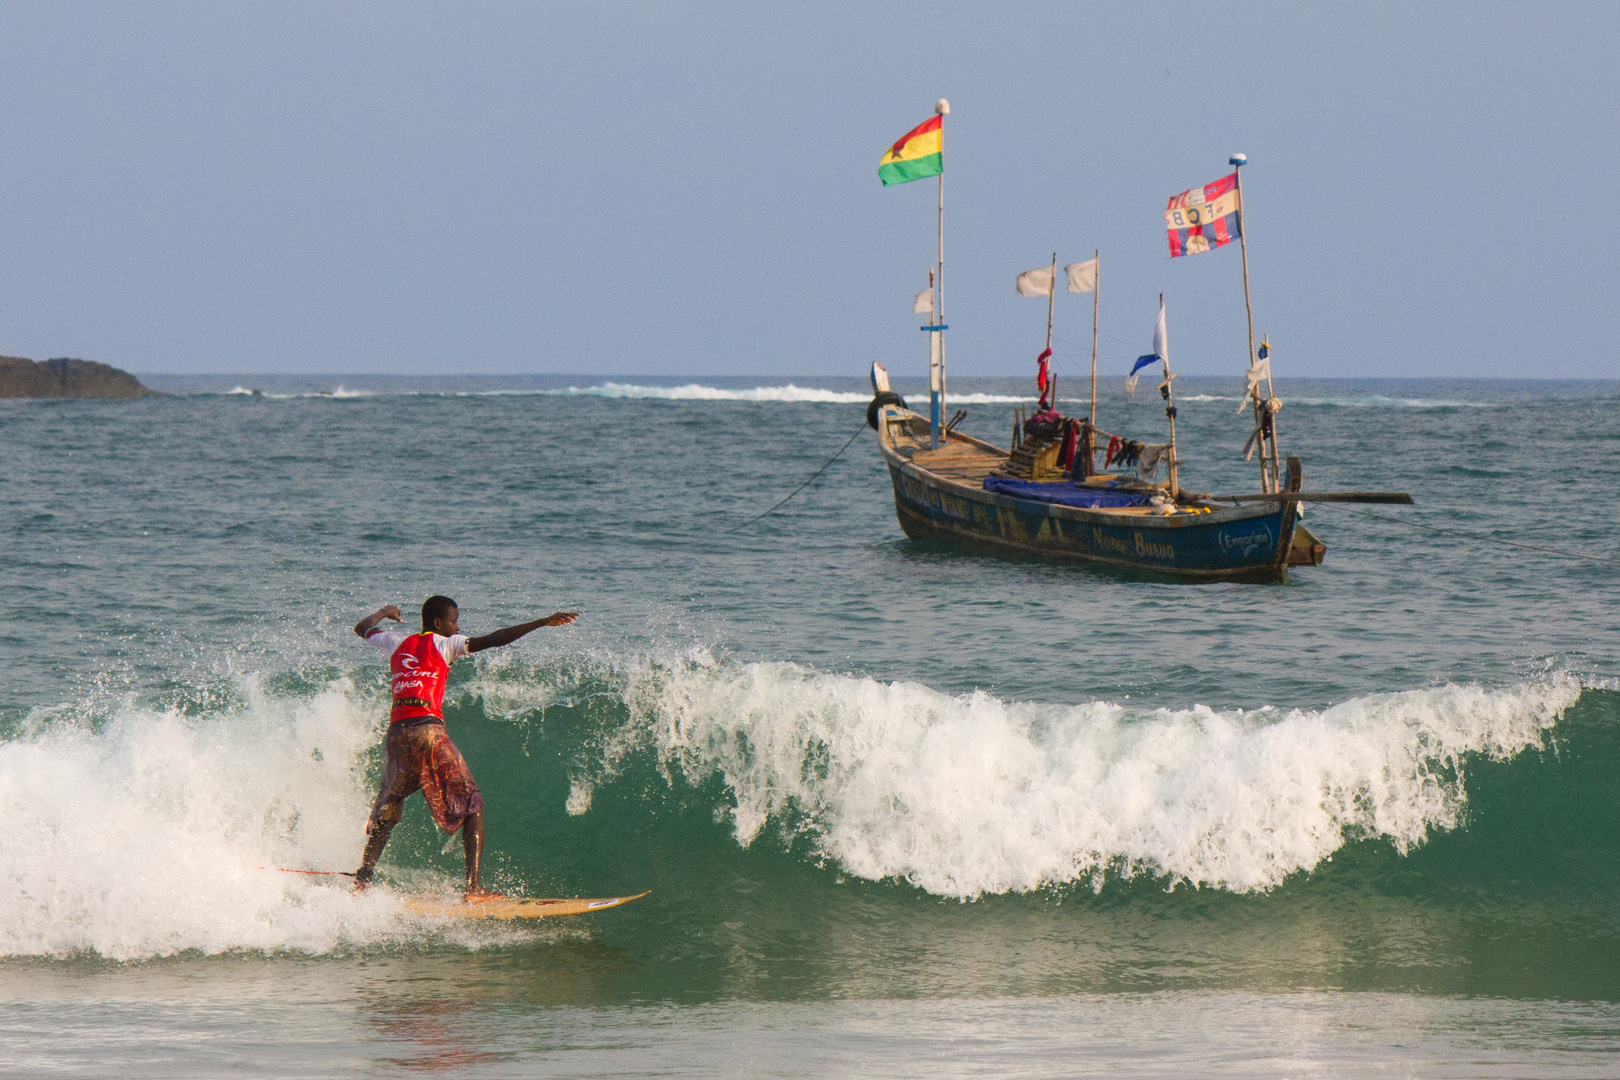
[[622, 656, 1579, 898], [550, 382, 873, 402], [0, 677, 487, 960], [1140, 393, 1495, 408], [1288, 395, 1498, 409], [211, 383, 1049, 404], [942, 392, 1044, 404], [197, 383, 1504, 409], [537, 383, 1050, 403]]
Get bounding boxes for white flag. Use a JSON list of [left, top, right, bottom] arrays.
[[1015, 266, 1054, 297], [1064, 258, 1097, 293], [913, 289, 933, 315], [1240, 357, 1271, 410]]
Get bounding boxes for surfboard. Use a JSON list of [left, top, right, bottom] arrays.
[[402, 891, 650, 920]]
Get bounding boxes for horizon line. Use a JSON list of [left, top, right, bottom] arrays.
[[129, 371, 1620, 384]]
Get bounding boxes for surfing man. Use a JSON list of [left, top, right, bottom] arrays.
[[352, 596, 579, 896]]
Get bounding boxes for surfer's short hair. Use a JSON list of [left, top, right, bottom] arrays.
[[422, 595, 458, 628]]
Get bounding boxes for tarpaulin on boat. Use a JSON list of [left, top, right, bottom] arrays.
[[982, 477, 1153, 509]]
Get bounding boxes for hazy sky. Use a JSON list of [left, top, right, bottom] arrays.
[[1, 3, 1615, 379]]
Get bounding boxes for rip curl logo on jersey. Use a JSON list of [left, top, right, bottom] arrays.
[[398, 653, 420, 671]]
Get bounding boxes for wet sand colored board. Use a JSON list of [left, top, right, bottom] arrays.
[[403, 891, 650, 920]]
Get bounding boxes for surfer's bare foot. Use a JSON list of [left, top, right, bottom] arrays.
[[464, 888, 503, 902]]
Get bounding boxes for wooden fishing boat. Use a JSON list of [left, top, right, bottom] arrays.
[[868, 369, 1318, 583], [868, 127, 1408, 581]]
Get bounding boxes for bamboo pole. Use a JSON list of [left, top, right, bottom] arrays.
[[1090, 249, 1099, 430], [1042, 252, 1057, 411], [923, 267, 934, 406], [931, 99, 948, 450], [1043, 252, 1056, 355], [1159, 294, 1179, 498], [1231, 155, 1278, 494]]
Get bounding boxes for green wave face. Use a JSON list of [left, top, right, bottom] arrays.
[[442, 661, 1620, 1001], [10, 651, 1607, 1001]]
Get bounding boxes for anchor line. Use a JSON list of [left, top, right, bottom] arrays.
[[728, 424, 868, 533], [1309, 502, 1620, 566]]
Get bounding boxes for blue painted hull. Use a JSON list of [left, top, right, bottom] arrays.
[[884, 458, 1299, 583]]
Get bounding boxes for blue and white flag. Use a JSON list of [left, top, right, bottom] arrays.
[[1126, 302, 1168, 396], [1126, 354, 1156, 397]]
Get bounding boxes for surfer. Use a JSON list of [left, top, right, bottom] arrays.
[[352, 596, 579, 897]]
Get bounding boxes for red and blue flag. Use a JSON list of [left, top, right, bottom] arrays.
[[1165, 172, 1241, 257]]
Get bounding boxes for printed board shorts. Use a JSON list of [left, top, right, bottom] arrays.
[[367, 720, 485, 834]]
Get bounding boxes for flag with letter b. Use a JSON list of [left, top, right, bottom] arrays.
[[1166, 173, 1241, 257]]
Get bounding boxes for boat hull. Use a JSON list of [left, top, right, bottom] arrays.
[[884, 457, 1298, 583]]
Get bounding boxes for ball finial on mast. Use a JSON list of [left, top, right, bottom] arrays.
[[1229, 153, 1247, 167], [935, 98, 950, 115]]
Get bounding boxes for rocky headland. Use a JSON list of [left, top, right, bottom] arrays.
[[0, 356, 152, 398]]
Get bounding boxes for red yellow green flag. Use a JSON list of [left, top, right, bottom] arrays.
[[878, 116, 943, 186]]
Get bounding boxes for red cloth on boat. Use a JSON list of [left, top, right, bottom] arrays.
[[1058, 420, 1078, 468]]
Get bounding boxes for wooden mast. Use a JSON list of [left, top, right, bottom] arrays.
[[1230, 154, 1278, 493], [929, 99, 949, 450], [1043, 252, 1056, 409], [1090, 249, 1099, 430], [1159, 293, 1179, 498]]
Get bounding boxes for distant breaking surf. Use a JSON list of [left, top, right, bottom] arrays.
[[202, 382, 1499, 408]]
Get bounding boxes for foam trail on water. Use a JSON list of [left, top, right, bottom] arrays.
[[622, 656, 1579, 898]]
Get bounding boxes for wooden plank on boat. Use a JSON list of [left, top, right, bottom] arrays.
[[1213, 492, 1414, 505]]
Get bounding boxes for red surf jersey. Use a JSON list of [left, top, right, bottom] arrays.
[[389, 632, 453, 722]]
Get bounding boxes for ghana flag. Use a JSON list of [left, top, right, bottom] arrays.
[[879, 116, 943, 186]]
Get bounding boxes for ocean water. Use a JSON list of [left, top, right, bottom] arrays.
[[2, 373, 1617, 1077]]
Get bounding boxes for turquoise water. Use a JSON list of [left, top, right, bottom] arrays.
[[3, 374, 1618, 1075]]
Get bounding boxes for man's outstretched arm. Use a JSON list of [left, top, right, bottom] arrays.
[[468, 612, 579, 653], [354, 605, 404, 639]]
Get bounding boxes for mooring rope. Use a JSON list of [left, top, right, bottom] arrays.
[[729, 424, 868, 533], [1310, 502, 1620, 566]]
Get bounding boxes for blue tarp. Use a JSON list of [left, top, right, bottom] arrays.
[[982, 477, 1153, 509]]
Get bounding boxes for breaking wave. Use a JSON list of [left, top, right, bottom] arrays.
[[0, 650, 1588, 959], [606, 656, 1579, 897]]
